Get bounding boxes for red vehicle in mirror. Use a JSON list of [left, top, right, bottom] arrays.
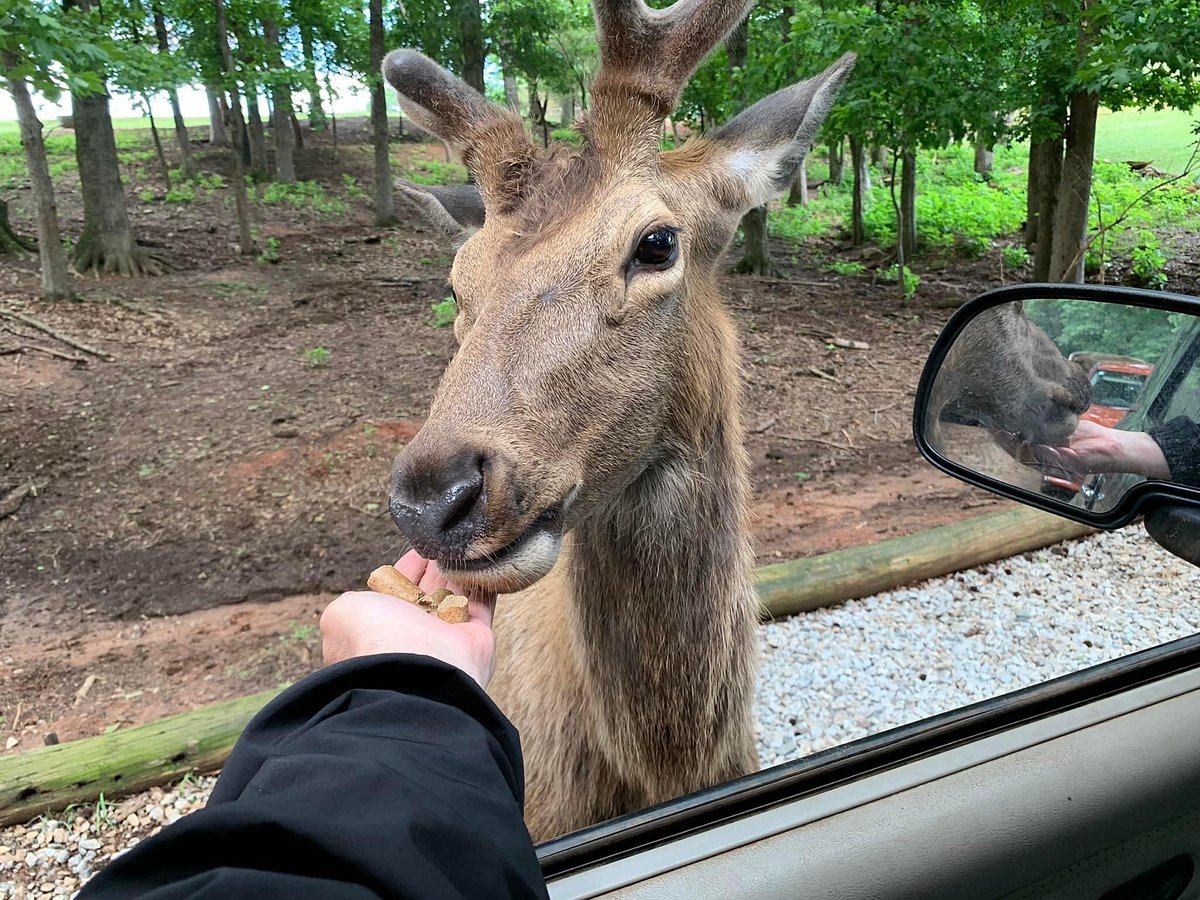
[[1041, 356, 1153, 499]]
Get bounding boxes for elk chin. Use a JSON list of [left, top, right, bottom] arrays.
[[439, 525, 564, 594]]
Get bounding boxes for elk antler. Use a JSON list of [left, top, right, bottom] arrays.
[[383, 50, 538, 214], [587, 0, 755, 154]]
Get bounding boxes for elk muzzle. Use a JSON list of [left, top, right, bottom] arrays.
[[388, 438, 573, 591]]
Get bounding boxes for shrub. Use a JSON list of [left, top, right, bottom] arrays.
[[406, 158, 469, 185], [1002, 244, 1030, 269], [828, 259, 866, 276], [430, 297, 457, 328], [165, 183, 195, 203], [260, 181, 346, 216], [139, 188, 157, 203], [881, 264, 920, 301], [258, 236, 281, 264], [1130, 231, 1168, 289], [550, 127, 583, 147], [304, 346, 332, 368]]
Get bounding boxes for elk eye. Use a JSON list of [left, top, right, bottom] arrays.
[[632, 228, 678, 269]]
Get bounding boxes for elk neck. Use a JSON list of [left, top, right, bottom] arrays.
[[564, 289, 758, 780]]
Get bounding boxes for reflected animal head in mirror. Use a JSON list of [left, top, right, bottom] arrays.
[[933, 302, 1091, 446]]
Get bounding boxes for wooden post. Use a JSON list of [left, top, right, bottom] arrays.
[[756, 505, 1094, 618], [0, 688, 284, 827]]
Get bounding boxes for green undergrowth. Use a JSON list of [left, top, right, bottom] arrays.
[[770, 143, 1200, 277], [404, 156, 469, 185]]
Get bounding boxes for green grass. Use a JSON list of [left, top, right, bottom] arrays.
[[404, 157, 469, 185], [1094, 107, 1198, 175], [0, 116, 208, 136]]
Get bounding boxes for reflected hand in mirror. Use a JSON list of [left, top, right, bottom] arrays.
[[923, 293, 1200, 514]]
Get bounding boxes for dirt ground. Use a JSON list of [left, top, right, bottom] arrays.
[[2, 120, 1194, 754]]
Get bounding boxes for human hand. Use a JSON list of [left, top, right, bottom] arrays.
[[994, 419, 1169, 480], [321, 550, 499, 688]]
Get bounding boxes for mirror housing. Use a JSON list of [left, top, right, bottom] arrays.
[[913, 284, 1200, 541]]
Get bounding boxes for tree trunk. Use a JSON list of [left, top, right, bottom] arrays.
[[300, 25, 327, 130], [457, 0, 485, 93], [262, 18, 296, 183], [502, 70, 519, 111], [528, 80, 542, 126], [828, 137, 845, 186], [0, 198, 36, 255], [244, 80, 269, 179], [1031, 136, 1064, 281], [153, 6, 195, 175], [369, 0, 396, 225], [559, 94, 575, 127], [888, 149, 907, 299], [786, 159, 808, 207], [205, 85, 228, 146], [1048, 89, 1099, 284], [900, 148, 917, 260], [850, 134, 866, 247], [213, 0, 255, 256], [973, 137, 993, 177], [4, 62, 73, 298], [500, 40, 520, 111], [72, 89, 158, 276], [733, 206, 778, 276], [144, 98, 172, 190], [873, 145, 889, 173]]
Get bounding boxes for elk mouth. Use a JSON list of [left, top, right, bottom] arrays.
[[439, 491, 576, 592]]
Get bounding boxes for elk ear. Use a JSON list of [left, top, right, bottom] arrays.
[[382, 50, 496, 153], [710, 53, 856, 210], [397, 181, 485, 241]]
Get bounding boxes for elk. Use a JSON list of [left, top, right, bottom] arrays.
[[932, 302, 1091, 447], [381, 0, 855, 841]]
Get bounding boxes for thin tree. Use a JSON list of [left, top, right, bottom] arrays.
[[213, 0, 256, 255], [1, 54, 74, 299], [369, 0, 395, 225], [152, 3, 196, 176]]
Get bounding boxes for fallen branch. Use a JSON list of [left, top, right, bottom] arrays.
[[776, 433, 860, 451], [755, 505, 1095, 618], [806, 366, 842, 384], [0, 308, 111, 360], [0, 344, 87, 364], [0, 482, 32, 520]]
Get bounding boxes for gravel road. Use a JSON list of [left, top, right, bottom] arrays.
[[3, 525, 1199, 897]]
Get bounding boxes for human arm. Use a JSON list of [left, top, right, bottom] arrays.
[[78, 555, 547, 900]]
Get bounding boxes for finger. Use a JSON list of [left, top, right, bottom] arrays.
[[395, 549, 429, 584], [467, 587, 497, 628], [417, 559, 451, 595]]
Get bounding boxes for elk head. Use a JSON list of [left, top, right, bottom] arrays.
[[384, 0, 855, 593], [937, 302, 1092, 445]]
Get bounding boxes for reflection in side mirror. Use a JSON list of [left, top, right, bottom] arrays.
[[915, 286, 1200, 527]]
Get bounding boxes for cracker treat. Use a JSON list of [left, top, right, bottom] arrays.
[[367, 565, 471, 624]]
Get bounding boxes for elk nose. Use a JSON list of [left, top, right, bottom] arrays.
[[389, 449, 488, 557]]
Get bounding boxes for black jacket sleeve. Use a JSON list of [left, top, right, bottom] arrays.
[[78, 654, 549, 900], [1148, 416, 1200, 488]]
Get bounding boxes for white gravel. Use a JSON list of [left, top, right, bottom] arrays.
[[755, 525, 1200, 767], [4, 524, 1199, 894]]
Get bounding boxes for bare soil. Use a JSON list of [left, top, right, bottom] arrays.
[[4, 121, 1194, 754]]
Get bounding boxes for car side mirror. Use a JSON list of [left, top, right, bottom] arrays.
[[912, 284, 1200, 564]]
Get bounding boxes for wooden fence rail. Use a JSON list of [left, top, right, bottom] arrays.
[[0, 504, 1096, 826]]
